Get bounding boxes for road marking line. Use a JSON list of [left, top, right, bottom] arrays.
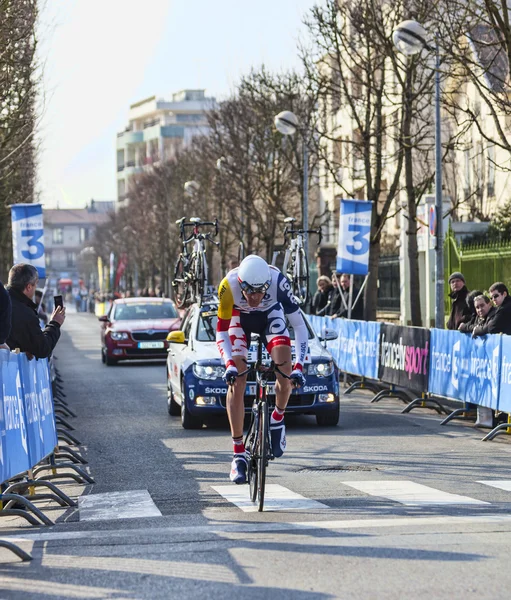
[[341, 480, 489, 506], [478, 480, 511, 492], [212, 484, 329, 512], [4, 514, 511, 544], [78, 490, 162, 521]]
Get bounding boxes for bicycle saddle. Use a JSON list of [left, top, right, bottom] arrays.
[[189, 217, 201, 223], [284, 217, 296, 223]]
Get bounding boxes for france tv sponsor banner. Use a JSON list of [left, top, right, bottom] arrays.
[[336, 199, 373, 276], [0, 350, 30, 483], [336, 319, 380, 379], [378, 324, 430, 392], [499, 335, 511, 413], [428, 329, 501, 409], [17, 355, 57, 467], [10, 203, 46, 278]]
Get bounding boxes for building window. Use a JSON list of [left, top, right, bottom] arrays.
[[79, 227, 89, 243], [53, 228, 64, 244], [66, 252, 76, 267]]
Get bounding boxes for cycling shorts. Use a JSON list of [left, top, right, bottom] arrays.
[[228, 303, 291, 359]]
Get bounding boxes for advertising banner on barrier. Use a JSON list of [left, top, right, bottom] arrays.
[[336, 199, 373, 275], [0, 350, 30, 483], [378, 324, 430, 392], [18, 355, 57, 467], [337, 319, 380, 379], [429, 329, 501, 409], [305, 316, 380, 380], [499, 335, 511, 413], [10, 203, 46, 278]]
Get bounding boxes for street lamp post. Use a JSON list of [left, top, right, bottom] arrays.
[[393, 20, 444, 329], [274, 110, 309, 259]]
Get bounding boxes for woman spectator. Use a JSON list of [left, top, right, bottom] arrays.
[[311, 276, 333, 316]]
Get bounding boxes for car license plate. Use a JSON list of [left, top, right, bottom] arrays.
[[138, 341, 164, 349]]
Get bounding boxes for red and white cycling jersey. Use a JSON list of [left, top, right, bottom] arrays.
[[215, 265, 308, 370]]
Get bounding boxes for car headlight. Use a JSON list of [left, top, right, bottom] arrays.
[[193, 364, 225, 380], [308, 361, 334, 377], [110, 332, 129, 340]]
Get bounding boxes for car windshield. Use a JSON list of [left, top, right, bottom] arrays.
[[196, 309, 314, 342], [113, 302, 177, 320]]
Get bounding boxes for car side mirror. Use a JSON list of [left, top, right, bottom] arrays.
[[167, 330, 186, 343], [98, 315, 109, 322], [318, 328, 338, 341]]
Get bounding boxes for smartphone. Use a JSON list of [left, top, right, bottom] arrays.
[[54, 295, 64, 309]]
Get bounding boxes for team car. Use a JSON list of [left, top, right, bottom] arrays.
[[99, 297, 180, 365], [166, 300, 340, 429]]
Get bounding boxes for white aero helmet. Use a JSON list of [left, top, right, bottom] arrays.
[[237, 255, 272, 294]]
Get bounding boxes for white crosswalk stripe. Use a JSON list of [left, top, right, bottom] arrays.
[[78, 490, 162, 521], [212, 484, 329, 512], [477, 480, 511, 492], [341, 480, 489, 506]]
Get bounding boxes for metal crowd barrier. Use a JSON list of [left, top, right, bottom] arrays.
[[306, 315, 511, 441], [0, 350, 93, 561]]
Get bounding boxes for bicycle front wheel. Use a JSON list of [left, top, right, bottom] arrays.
[[293, 247, 309, 305], [172, 256, 188, 308], [247, 410, 258, 503], [256, 400, 268, 512]]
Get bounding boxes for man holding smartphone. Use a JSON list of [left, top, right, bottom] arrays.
[[6, 263, 66, 359]]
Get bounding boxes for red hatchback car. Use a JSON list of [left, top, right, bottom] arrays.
[[99, 298, 180, 365]]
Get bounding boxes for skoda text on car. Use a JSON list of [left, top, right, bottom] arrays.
[[166, 300, 340, 429], [99, 298, 180, 365]]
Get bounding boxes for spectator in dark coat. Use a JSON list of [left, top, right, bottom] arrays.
[[6, 264, 66, 359], [0, 279, 11, 350], [330, 273, 364, 320], [312, 276, 334, 316], [470, 295, 497, 338], [447, 272, 471, 330], [487, 282, 511, 335], [458, 289, 483, 333]]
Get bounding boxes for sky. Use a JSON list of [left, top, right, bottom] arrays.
[[36, 0, 317, 209]]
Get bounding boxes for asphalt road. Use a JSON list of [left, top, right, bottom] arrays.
[[1, 311, 511, 599]]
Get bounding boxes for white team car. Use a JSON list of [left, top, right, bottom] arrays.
[[166, 299, 340, 429]]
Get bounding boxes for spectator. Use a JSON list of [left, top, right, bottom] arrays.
[[312, 276, 334, 316], [6, 264, 65, 359], [470, 295, 496, 338], [0, 279, 11, 350], [329, 273, 363, 320], [458, 289, 483, 333], [446, 272, 471, 330], [487, 282, 511, 335]]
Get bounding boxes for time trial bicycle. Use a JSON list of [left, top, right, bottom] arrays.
[[282, 217, 322, 305], [231, 335, 295, 512], [172, 217, 219, 308]]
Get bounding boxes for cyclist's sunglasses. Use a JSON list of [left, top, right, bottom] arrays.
[[238, 279, 271, 295]]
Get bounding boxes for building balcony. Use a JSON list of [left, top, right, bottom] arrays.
[[116, 130, 144, 147]]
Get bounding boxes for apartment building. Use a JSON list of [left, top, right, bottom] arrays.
[[44, 200, 114, 288], [116, 89, 216, 203]]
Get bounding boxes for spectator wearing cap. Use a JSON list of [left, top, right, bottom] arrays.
[[0, 279, 11, 350], [447, 272, 471, 330], [487, 282, 511, 335]]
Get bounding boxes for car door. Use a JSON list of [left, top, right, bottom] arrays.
[[168, 308, 194, 401]]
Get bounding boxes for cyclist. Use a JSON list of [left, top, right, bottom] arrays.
[[216, 254, 308, 484]]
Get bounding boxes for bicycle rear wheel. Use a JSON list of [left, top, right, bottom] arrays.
[[190, 254, 204, 307], [293, 247, 309, 305], [172, 256, 188, 308]]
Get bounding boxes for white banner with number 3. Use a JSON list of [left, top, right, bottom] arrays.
[[10, 203, 46, 278], [336, 199, 373, 276]]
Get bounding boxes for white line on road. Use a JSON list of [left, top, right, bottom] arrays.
[[477, 480, 511, 492], [213, 484, 330, 512], [4, 514, 511, 545], [78, 490, 162, 521], [341, 480, 490, 506]]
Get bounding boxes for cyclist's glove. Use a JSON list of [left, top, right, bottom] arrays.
[[223, 362, 238, 386], [290, 367, 306, 389]]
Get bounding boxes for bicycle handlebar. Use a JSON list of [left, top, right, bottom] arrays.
[[177, 217, 219, 239], [283, 226, 322, 246]]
